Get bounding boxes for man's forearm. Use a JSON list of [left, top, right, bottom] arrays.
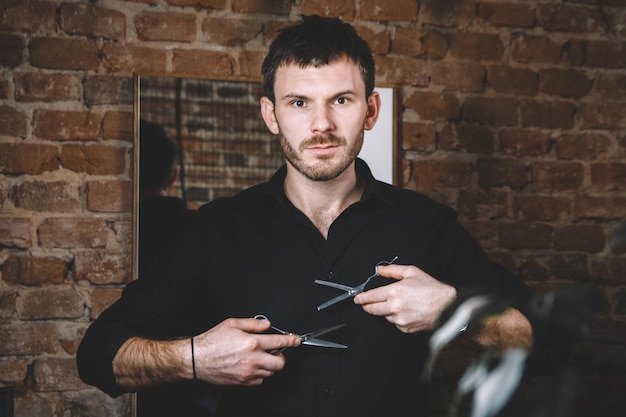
[[113, 336, 193, 391]]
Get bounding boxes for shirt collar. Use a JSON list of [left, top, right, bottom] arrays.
[[262, 158, 397, 210]]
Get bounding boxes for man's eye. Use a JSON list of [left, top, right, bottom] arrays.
[[293, 100, 305, 107], [336, 97, 348, 104]]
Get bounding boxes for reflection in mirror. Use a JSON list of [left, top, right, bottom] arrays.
[[138, 76, 283, 209]]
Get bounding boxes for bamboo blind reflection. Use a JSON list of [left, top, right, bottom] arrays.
[[139, 76, 284, 209]]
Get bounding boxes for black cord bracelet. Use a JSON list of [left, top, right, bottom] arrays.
[[191, 337, 197, 380]]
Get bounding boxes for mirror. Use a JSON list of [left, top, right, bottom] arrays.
[[132, 73, 396, 415]]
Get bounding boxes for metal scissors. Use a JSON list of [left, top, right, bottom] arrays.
[[314, 256, 398, 311], [254, 315, 347, 350]]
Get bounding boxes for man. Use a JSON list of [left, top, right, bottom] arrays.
[[137, 119, 195, 277], [78, 15, 558, 417]]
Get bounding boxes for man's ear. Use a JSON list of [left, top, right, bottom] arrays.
[[260, 96, 280, 134], [364, 91, 381, 131]]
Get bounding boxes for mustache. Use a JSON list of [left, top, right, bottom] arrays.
[[299, 134, 346, 151]]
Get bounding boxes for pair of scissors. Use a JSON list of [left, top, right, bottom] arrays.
[[254, 315, 347, 351], [314, 256, 398, 311]]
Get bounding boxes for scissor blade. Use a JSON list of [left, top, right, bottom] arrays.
[[303, 338, 348, 349], [300, 323, 346, 341], [314, 279, 354, 292], [316, 292, 353, 311]]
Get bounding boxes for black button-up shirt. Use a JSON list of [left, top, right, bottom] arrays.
[[77, 160, 506, 417]]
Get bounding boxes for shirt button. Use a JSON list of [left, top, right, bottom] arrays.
[[324, 387, 335, 396], [327, 271, 334, 279]]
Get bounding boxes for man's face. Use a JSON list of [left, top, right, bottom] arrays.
[[261, 58, 379, 182]]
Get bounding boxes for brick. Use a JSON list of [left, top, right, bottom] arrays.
[[511, 33, 562, 64], [421, 0, 476, 27], [0, 105, 27, 137], [593, 73, 626, 100], [401, 122, 436, 152], [61, 144, 126, 175], [74, 250, 132, 284], [458, 189, 508, 219], [590, 162, 626, 190], [0, 358, 28, 386], [554, 133, 612, 160], [33, 110, 101, 141], [404, 91, 461, 121], [487, 65, 538, 96], [38, 217, 110, 249], [477, 158, 529, 188], [14, 72, 82, 102], [29, 37, 99, 71], [10, 180, 80, 212], [554, 224, 605, 253], [513, 195, 571, 221], [431, 62, 486, 93], [539, 68, 592, 98], [172, 49, 235, 77], [84, 76, 133, 106], [539, 3, 608, 33], [33, 357, 84, 391], [408, 159, 473, 189], [134, 11, 196, 42], [580, 102, 626, 129], [103, 111, 134, 141], [59, 3, 126, 40], [463, 97, 518, 126], [91, 287, 123, 319], [356, 25, 390, 55], [67, 390, 131, 417], [0, 143, 58, 174], [300, 0, 355, 20], [478, 2, 536, 27], [498, 222, 553, 249], [201, 17, 263, 46], [360, 0, 418, 21], [499, 128, 551, 157], [239, 50, 266, 78], [593, 256, 626, 285], [575, 195, 626, 220], [584, 40, 626, 69], [532, 161, 584, 191], [18, 286, 84, 320], [0, 0, 56, 33], [87, 180, 133, 212], [374, 55, 429, 87], [101, 42, 168, 73], [521, 100, 576, 129], [562, 39, 586, 66], [0, 285, 18, 318], [460, 220, 498, 249], [449, 32, 504, 61], [0, 79, 8, 99], [0, 33, 24, 67], [518, 253, 590, 282], [439, 124, 495, 153], [0, 217, 32, 248], [2, 254, 70, 285], [392, 26, 426, 56], [0, 323, 57, 355], [169, 0, 227, 8]]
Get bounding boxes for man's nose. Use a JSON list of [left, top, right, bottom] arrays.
[[310, 104, 335, 134]]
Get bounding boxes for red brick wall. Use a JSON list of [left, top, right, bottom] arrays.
[[0, 1, 624, 416]]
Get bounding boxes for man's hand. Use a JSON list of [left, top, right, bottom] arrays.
[[354, 264, 456, 333], [113, 317, 301, 390], [193, 317, 301, 386]]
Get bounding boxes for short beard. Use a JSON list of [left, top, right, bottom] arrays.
[[280, 131, 364, 181]]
